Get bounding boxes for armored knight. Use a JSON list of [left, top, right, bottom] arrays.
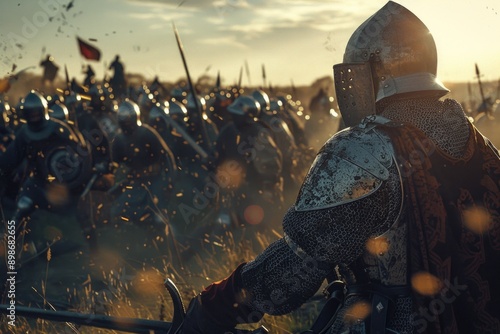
[[0, 90, 93, 309], [253, 89, 301, 203], [181, 1, 500, 333], [214, 95, 284, 230], [0, 90, 92, 221], [110, 99, 177, 227]]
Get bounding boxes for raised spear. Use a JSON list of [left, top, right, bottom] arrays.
[[65, 64, 71, 91], [171, 22, 212, 152], [261, 63, 267, 89], [215, 70, 221, 90], [475, 63, 487, 107], [244, 59, 251, 86], [238, 65, 243, 90]]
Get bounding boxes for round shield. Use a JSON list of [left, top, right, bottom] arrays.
[[46, 146, 92, 189]]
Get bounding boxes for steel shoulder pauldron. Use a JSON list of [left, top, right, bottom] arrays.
[[295, 116, 395, 211]]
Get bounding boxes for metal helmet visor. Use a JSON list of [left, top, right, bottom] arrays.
[[333, 61, 376, 128]]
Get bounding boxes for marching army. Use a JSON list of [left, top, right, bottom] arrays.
[[0, 58, 322, 310]]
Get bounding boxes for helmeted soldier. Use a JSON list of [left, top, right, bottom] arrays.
[[206, 87, 236, 130], [136, 83, 157, 122], [251, 89, 269, 112], [88, 84, 106, 113], [275, 94, 310, 148], [253, 89, 301, 203], [48, 100, 69, 122], [70, 77, 86, 95], [214, 95, 284, 231], [147, 100, 217, 242], [181, 2, 500, 333], [69, 91, 113, 180], [185, 93, 219, 150], [109, 55, 126, 98], [109, 100, 176, 243], [270, 95, 316, 199], [63, 90, 85, 125], [148, 102, 171, 139], [170, 80, 190, 102], [39, 54, 59, 87], [0, 90, 92, 220], [112, 99, 176, 202], [149, 76, 167, 100], [46, 93, 64, 109], [83, 64, 96, 88], [70, 89, 115, 254], [0, 90, 93, 308], [85, 84, 120, 141], [148, 101, 193, 168]]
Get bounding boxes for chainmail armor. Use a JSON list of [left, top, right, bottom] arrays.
[[283, 163, 401, 266], [241, 238, 331, 315], [380, 98, 470, 158], [387, 296, 414, 333], [241, 97, 471, 332]]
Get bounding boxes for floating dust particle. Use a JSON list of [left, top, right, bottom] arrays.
[[411, 272, 443, 296], [463, 206, 491, 234], [365, 236, 390, 256], [343, 301, 371, 325]]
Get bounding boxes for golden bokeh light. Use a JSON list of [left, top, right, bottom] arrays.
[[365, 236, 390, 256], [216, 160, 245, 189], [46, 183, 69, 206], [463, 206, 491, 234], [411, 271, 443, 296], [244, 205, 265, 225], [131, 269, 164, 296], [344, 301, 371, 325]]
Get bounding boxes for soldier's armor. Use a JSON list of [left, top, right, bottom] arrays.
[[241, 98, 473, 333], [112, 124, 175, 178], [17, 119, 92, 189], [333, 1, 449, 128]]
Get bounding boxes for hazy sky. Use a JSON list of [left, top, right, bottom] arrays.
[[1, 0, 499, 86]]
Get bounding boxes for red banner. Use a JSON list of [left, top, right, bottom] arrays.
[[77, 37, 101, 61]]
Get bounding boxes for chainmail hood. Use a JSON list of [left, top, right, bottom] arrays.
[[380, 98, 470, 159]]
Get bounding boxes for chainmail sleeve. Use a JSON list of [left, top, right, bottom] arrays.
[[241, 125, 403, 315], [283, 170, 400, 265]]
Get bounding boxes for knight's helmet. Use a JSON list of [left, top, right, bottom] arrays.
[[333, 1, 449, 127], [19, 90, 50, 131], [46, 93, 64, 108], [186, 93, 207, 113], [117, 99, 141, 133], [148, 101, 169, 133], [170, 86, 187, 102], [269, 98, 284, 114], [88, 84, 106, 109], [149, 101, 169, 122], [168, 100, 188, 122], [49, 101, 69, 122], [251, 89, 270, 113], [64, 91, 82, 113], [227, 95, 261, 123]]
